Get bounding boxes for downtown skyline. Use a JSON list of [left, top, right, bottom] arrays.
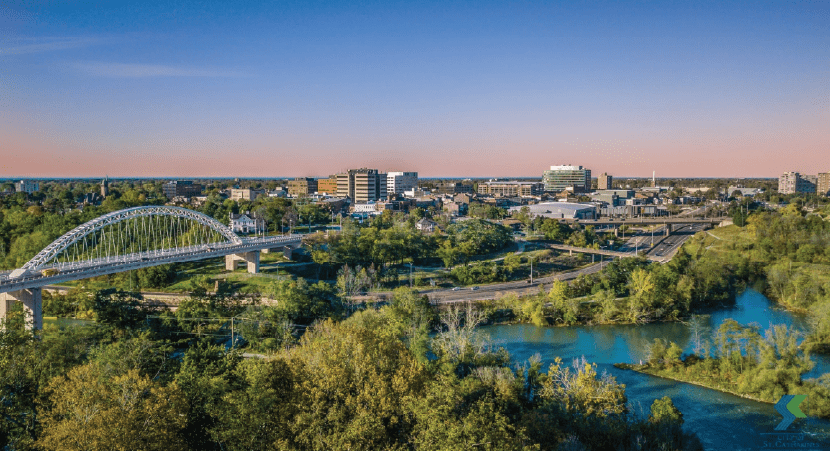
[[2, 0, 829, 178]]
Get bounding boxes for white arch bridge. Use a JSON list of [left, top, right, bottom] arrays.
[[0, 206, 303, 329]]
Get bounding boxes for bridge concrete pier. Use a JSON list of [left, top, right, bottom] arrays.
[[261, 246, 293, 259], [225, 251, 260, 273], [665, 224, 673, 236], [0, 288, 42, 330]]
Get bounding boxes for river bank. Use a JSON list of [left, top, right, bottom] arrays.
[[613, 362, 774, 405]]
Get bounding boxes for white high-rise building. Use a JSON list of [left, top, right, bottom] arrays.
[[386, 172, 418, 195], [14, 180, 39, 194]]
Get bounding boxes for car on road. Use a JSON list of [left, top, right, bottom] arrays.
[[451, 287, 460, 291], [471, 286, 479, 290]]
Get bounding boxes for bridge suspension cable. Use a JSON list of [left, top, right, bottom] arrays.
[[21, 206, 244, 272]]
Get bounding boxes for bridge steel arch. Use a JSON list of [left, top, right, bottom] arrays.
[[21, 206, 243, 272]]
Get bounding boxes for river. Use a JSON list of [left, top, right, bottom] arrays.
[[480, 289, 830, 451]]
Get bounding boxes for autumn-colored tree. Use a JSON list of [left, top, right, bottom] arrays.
[[39, 364, 188, 451]]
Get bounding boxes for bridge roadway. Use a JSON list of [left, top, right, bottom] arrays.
[[544, 244, 661, 261], [576, 217, 722, 226], [0, 234, 302, 294]]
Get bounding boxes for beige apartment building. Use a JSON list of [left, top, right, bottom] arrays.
[[230, 188, 265, 201], [817, 173, 829, 196], [598, 173, 613, 190], [477, 181, 544, 197], [336, 168, 386, 202], [288, 177, 318, 197]]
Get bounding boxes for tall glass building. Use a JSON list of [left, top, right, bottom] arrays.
[[542, 165, 591, 192]]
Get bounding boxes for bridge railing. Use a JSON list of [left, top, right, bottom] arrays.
[[0, 234, 304, 284]]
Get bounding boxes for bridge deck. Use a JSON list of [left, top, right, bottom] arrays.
[[546, 244, 658, 261], [0, 235, 302, 294]]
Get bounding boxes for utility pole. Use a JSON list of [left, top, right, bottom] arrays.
[[530, 258, 533, 284]]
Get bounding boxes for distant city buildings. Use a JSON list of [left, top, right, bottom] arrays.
[[230, 188, 265, 201], [477, 181, 543, 197], [267, 188, 288, 198], [317, 176, 338, 194], [727, 186, 763, 197], [336, 168, 386, 202], [817, 173, 830, 197], [288, 177, 317, 197], [386, 172, 418, 195], [778, 171, 817, 194], [542, 165, 591, 192], [14, 180, 39, 194], [508, 201, 595, 219], [598, 173, 613, 190], [163, 180, 203, 199], [431, 181, 474, 195]]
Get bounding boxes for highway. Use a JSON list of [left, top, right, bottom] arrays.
[[418, 223, 706, 304]]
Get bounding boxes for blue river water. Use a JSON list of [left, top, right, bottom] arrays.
[[479, 289, 830, 451]]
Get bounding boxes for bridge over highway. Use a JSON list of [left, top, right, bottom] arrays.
[[545, 244, 660, 261], [0, 206, 302, 330], [575, 218, 722, 236]]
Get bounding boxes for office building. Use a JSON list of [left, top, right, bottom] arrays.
[[542, 165, 591, 192], [598, 173, 612, 190], [387, 172, 418, 195], [317, 176, 338, 194], [163, 180, 203, 199], [288, 177, 318, 197], [477, 181, 544, 197], [14, 180, 39, 194], [428, 181, 474, 194], [778, 172, 816, 194], [336, 168, 386, 202], [817, 173, 829, 196]]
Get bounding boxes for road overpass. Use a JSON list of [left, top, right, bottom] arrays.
[[0, 206, 302, 330], [545, 244, 660, 261], [575, 218, 723, 236]]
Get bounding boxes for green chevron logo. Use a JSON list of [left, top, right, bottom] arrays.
[[774, 395, 807, 430]]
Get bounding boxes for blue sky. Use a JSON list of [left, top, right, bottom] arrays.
[[2, 1, 828, 177]]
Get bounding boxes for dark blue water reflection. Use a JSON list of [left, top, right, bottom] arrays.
[[480, 289, 830, 451]]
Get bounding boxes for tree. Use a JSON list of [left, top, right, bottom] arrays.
[[537, 356, 628, 417], [209, 359, 297, 450], [650, 396, 684, 425], [437, 239, 459, 268], [548, 280, 569, 306], [687, 314, 709, 356], [287, 319, 429, 450], [38, 364, 188, 451]]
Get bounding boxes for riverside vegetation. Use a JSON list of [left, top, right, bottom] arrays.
[[616, 317, 830, 419], [1, 287, 704, 450]]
